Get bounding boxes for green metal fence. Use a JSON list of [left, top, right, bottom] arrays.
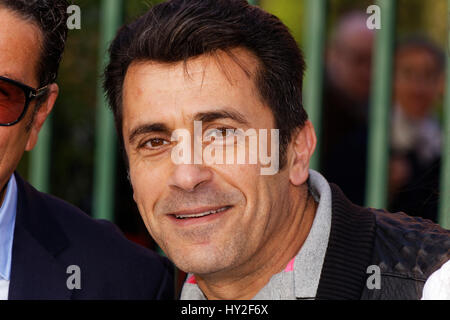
[[438, 0, 450, 228], [29, 0, 450, 229], [365, 0, 396, 209], [92, 0, 122, 221], [303, 0, 327, 171]]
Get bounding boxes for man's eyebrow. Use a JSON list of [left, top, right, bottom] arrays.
[[128, 123, 172, 144], [193, 109, 250, 126], [1, 73, 27, 84]]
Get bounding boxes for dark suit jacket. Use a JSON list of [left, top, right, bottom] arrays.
[[8, 173, 174, 300]]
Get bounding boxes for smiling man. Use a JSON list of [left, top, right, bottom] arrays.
[[0, 0, 173, 300], [104, 0, 450, 300]]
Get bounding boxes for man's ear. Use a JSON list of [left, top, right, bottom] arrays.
[[288, 120, 317, 186], [25, 83, 59, 151]]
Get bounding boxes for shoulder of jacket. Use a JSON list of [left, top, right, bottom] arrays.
[[372, 209, 450, 280]]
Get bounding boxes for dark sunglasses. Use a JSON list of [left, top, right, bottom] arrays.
[[0, 76, 49, 126]]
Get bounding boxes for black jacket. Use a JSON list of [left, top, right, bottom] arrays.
[[8, 173, 174, 300], [316, 184, 450, 300]]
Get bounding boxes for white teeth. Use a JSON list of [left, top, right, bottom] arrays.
[[175, 206, 228, 219]]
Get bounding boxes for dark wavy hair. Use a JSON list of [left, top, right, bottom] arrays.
[[0, 0, 69, 87], [104, 0, 308, 168]]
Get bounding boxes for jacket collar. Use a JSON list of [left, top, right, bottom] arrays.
[[8, 172, 72, 299], [315, 183, 377, 300]]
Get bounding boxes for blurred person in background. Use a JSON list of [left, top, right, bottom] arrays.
[[321, 11, 374, 205], [388, 36, 445, 222], [0, 0, 173, 300]]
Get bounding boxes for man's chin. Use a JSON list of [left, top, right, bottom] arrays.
[[169, 250, 231, 276]]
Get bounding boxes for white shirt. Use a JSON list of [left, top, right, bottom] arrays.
[[422, 259, 450, 300], [0, 174, 18, 300], [391, 105, 442, 165], [0, 280, 8, 300]]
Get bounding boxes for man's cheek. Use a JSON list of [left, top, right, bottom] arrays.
[[135, 193, 160, 240], [129, 161, 154, 191]]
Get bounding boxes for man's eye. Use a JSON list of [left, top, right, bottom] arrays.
[[0, 88, 10, 99], [203, 128, 237, 147], [205, 128, 235, 139], [145, 138, 170, 149]]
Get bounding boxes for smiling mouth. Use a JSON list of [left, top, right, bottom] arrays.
[[171, 206, 232, 220]]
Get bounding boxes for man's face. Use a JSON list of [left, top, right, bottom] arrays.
[[394, 48, 443, 119], [122, 49, 294, 275], [328, 27, 374, 103], [0, 8, 47, 191]]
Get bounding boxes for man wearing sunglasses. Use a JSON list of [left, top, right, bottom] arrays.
[[0, 0, 173, 299]]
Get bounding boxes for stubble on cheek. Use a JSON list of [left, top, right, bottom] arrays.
[[176, 222, 218, 243], [170, 224, 249, 275], [146, 207, 250, 274]]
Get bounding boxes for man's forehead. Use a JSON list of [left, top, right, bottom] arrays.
[[0, 8, 43, 86], [123, 49, 260, 112], [122, 58, 278, 138], [120, 47, 273, 135], [397, 48, 438, 61], [125, 48, 258, 88]]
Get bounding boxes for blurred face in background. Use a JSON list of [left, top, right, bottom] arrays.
[[394, 47, 444, 120], [327, 15, 374, 103], [0, 8, 57, 195]]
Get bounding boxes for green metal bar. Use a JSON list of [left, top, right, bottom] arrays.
[[93, 0, 123, 220], [29, 116, 52, 192], [438, 0, 450, 229], [303, 0, 327, 171], [365, 0, 396, 209]]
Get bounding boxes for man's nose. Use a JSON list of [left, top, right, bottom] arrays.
[[168, 164, 213, 192]]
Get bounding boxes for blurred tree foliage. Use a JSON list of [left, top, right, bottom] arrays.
[[261, 0, 305, 44], [16, 0, 448, 234]]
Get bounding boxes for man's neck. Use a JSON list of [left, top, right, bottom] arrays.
[[0, 180, 8, 208], [195, 187, 318, 300]]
